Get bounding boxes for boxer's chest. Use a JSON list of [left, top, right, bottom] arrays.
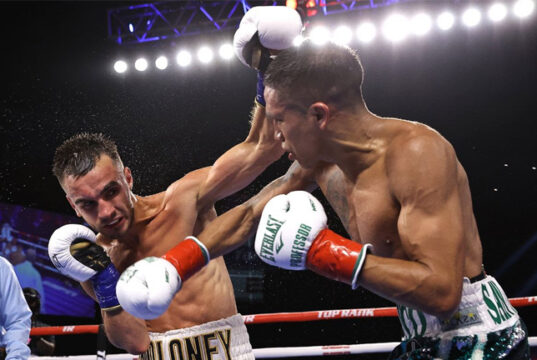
[[316, 163, 402, 258], [111, 208, 201, 271]]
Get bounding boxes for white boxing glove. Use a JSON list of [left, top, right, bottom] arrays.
[[48, 224, 100, 282], [255, 191, 327, 270], [48, 224, 121, 310], [116, 257, 181, 320], [233, 6, 302, 69], [255, 191, 373, 289]]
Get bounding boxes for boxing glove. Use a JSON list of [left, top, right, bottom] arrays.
[[233, 6, 302, 105], [116, 236, 209, 319], [233, 6, 302, 70], [255, 191, 373, 289], [48, 224, 120, 310]]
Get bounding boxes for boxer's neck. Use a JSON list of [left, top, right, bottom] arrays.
[[322, 109, 384, 179]]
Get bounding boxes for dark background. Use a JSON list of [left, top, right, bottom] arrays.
[[1, 1, 536, 358]]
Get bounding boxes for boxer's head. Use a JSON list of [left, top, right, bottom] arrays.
[[53, 133, 135, 238], [264, 40, 366, 167], [264, 40, 365, 109]]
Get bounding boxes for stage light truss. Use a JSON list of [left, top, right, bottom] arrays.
[[111, 0, 536, 74], [108, 0, 274, 45], [107, 0, 414, 45]]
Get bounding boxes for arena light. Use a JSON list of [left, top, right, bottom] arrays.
[[218, 44, 234, 60], [332, 25, 353, 45], [437, 11, 455, 30], [128, 23, 134, 33], [155, 56, 168, 70], [356, 22, 376, 43], [134, 58, 148, 72], [310, 26, 331, 45], [462, 8, 482, 27], [113, 60, 128, 74], [197, 46, 214, 64], [410, 13, 433, 36], [382, 14, 409, 42], [176, 50, 192, 67], [513, 0, 535, 18], [293, 35, 305, 46], [488, 3, 508, 22]]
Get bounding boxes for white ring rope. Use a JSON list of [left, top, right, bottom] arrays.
[[28, 337, 537, 359]]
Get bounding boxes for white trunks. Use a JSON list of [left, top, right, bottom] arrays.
[[393, 275, 529, 359], [139, 314, 254, 360], [397, 275, 520, 340]]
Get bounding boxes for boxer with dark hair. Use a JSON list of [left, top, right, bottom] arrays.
[[130, 41, 530, 359], [47, 7, 303, 360]]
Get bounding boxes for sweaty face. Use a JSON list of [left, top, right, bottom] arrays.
[[265, 87, 321, 168], [62, 155, 134, 238]]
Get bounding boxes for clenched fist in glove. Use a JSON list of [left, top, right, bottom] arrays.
[[116, 237, 209, 319], [48, 224, 121, 311], [233, 6, 302, 106], [255, 191, 373, 289]]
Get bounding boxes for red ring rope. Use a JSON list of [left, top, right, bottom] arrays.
[[30, 295, 537, 336]]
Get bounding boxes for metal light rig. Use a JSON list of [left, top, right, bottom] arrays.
[[107, 0, 413, 45]]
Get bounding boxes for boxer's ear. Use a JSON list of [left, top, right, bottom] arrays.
[[308, 102, 330, 130], [124, 167, 133, 190]]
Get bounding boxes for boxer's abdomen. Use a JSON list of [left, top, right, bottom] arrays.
[[146, 257, 237, 332]]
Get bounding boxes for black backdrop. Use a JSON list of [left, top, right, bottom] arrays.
[[1, 2, 536, 358]]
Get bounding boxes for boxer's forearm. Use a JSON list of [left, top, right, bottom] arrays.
[[199, 165, 316, 258], [81, 281, 150, 353], [358, 255, 462, 319], [101, 307, 150, 354], [198, 104, 283, 204], [197, 203, 257, 259], [197, 178, 284, 258]]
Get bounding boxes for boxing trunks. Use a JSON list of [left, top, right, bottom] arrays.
[[139, 314, 254, 360], [391, 274, 530, 359]]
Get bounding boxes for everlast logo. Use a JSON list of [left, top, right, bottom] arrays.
[[482, 280, 516, 325], [139, 329, 231, 360], [51, 254, 63, 268], [258, 215, 284, 262]]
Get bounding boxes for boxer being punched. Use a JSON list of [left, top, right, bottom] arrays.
[[47, 6, 302, 359], [126, 41, 530, 359]]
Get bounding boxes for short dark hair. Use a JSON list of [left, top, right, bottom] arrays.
[[264, 40, 364, 109], [52, 133, 122, 183]]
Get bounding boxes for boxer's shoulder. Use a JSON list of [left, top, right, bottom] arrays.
[[385, 120, 454, 167], [384, 121, 458, 200], [165, 167, 211, 200]]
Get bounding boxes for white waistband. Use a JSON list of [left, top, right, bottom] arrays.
[[398, 275, 520, 339], [142, 314, 254, 360]]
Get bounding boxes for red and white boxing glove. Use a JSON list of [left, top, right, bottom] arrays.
[[116, 237, 209, 319], [254, 191, 373, 289]]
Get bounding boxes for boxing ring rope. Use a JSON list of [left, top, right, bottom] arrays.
[[30, 295, 537, 358]]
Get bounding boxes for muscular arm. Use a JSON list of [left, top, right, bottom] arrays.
[[196, 104, 284, 207], [80, 282, 149, 354], [197, 161, 317, 258], [358, 134, 466, 319]]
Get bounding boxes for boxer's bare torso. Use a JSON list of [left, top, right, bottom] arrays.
[[97, 170, 237, 332], [311, 117, 483, 286]]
